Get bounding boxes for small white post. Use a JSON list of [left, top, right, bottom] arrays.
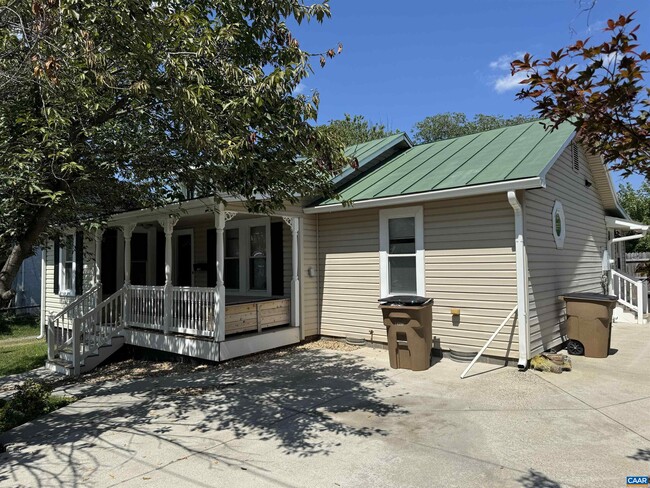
[[73, 317, 81, 377], [637, 278, 646, 324], [122, 223, 136, 325], [47, 316, 55, 360], [94, 228, 104, 288], [212, 205, 236, 342], [39, 246, 47, 339], [215, 205, 226, 342], [159, 217, 178, 335]]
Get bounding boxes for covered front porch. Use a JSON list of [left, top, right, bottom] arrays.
[[47, 198, 305, 375]]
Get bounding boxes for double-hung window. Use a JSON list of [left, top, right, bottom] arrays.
[[224, 218, 271, 295], [249, 225, 268, 291], [224, 228, 240, 290], [59, 234, 76, 296], [379, 207, 424, 297]]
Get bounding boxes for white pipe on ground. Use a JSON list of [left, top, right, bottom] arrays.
[[461, 306, 518, 379], [507, 191, 529, 369]]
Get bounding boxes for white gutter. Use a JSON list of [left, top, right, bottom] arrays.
[[305, 177, 545, 214], [605, 217, 649, 269], [507, 191, 529, 368], [38, 246, 46, 339]]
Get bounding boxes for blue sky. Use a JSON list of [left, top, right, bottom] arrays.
[[292, 0, 649, 190]]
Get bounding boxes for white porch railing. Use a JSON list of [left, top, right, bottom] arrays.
[[611, 269, 649, 324], [71, 287, 125, 376], [47, 284, 101, 360], [129, 285, 165, 330], [171, 286, 216, 337]]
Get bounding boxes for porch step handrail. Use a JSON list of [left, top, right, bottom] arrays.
[[71, 286, 125, 376], [47, 284, 101, 360], [611, 269, 648, 323]]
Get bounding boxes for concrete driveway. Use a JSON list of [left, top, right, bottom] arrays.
[[1, 323, 649, 488]]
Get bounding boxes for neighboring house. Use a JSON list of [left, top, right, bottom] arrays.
[[43, 120, 647, 376], [10, 248, 42, 316]]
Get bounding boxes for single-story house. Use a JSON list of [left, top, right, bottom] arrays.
[[42, 120, 648, 375]]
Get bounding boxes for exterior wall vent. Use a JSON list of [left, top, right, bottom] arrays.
[[571, 143, 580, 173]]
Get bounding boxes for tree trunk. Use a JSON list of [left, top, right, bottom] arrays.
[[0, 206, 52, 308]]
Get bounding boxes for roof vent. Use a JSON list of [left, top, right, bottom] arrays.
[[571, 143, 580, 173]]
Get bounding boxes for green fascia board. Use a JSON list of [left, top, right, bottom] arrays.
[[317, 120, 575, 206]]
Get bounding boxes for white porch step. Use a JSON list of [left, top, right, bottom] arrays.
[[613, 305, 648, 324], [47, 336, 125, 376]]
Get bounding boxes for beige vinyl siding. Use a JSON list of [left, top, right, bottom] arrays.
[[318, 208, 381, 342], [317, 194, 519, 359], [43, 234, 96, 319], [302, 214, 319, 337], [423, 196, 518, 358], [282, 221, 291, 296], [525, 144, 608, 356]]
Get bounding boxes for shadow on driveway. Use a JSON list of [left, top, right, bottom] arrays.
[[0, 349, 407, 487]]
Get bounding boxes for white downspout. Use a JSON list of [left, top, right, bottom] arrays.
[[38, 246, 46, 339], [507, 191, 529, 368]]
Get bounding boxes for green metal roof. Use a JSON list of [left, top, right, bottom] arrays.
[[331, 132, 412, 187], [317, 120, 575, 207]]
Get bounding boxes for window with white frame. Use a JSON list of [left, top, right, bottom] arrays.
[[249, 225, 267, 291], [224, 228, 240, 290], [59, 234, 76, 296], [224, 218, 271, 295], [379, 207, 425, 297], [552, 200, 566, 249]]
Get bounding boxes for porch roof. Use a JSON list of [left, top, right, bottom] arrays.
[[606, 216, 649, 232]]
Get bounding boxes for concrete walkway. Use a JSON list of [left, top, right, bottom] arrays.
[[1, 323, 649, 488]]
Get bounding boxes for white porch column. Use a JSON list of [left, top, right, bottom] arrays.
[[159, 217, 178, 335], [284, 217, 301, 328], [122, 223, 136, 325], [93, 228, 104, 287], [214, 205, 236, 342], [122, 224, 136, 285]]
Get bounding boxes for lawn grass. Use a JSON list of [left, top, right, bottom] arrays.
[[0, 315, 47, 377]]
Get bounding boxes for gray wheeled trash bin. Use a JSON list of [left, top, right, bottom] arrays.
[[378, 296, 433, 371], [560, 293, 617, 358]]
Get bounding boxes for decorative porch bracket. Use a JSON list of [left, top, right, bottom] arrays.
[[158, 216, 179, 334], [213, 204, 236, 342], [283, 217, 301, 329]]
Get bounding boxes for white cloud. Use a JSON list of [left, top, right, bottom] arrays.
[[489, 52, 525, 71], [293, 82, 306, 95], [599, 51, 620, 66], [489, 52, 527, 93], [493, 72, 528, 93]]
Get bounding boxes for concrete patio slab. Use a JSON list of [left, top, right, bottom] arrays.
[[1, 323, 650, 487]]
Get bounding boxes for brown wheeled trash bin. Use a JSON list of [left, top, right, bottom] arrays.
[[379, 296, 433, 371], [560, 293, 617, 358]]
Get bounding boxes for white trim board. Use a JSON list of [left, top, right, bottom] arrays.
[[305, 177, 545, 214]]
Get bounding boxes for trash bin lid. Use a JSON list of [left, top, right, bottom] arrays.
[[560, 292, 618, 302], [378, 295, 433, 306]]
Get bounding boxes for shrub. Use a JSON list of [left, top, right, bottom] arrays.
[[0, 380, 75, 431]]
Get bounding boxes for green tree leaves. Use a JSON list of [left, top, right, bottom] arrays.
[[0, 0, 347, 302], [412, 112, 537, 144], [512, 12, 649, 177], [618, 183, 650, 252], [320, 114, 399, 147]]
